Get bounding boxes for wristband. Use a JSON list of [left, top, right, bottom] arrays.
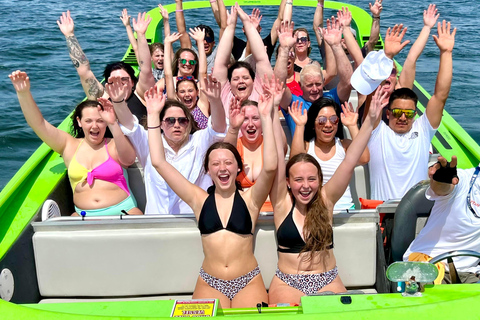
[[372, 15, 380, 19], [111, 99, 125, 103], [432, 161, 458, 184], [317, 2, 323, 7], [286, 1, 293, 4], [147, 125, 161, 130], [176, 9, 183, 12], [210, 0, 216, 3]]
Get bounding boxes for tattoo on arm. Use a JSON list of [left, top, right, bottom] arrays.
[[85, 77, 102, 98], [66, 35, 88, 67]]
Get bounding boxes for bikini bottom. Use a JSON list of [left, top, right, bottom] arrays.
[[199, 266, 261, 300], [275, 266, 338, 296]]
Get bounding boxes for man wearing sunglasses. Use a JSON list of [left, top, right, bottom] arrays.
[[366, 20, 456, 201]]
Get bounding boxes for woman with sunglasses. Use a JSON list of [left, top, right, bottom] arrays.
[[10, 71, 143, 217], [289, 97, 369, 210], [145, 78, 278, 308], [268, 88, 386, 305], [293, 28, 321, 73], [164, 32, 210, 129], [111, 72, 227, 215]]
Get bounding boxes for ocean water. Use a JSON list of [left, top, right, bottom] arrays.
[[0, 0, 479, 190]]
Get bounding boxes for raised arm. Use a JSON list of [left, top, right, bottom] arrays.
[[244, 8, 263, 57], [189, 27, 207, 79], [213, 6, 237, 85], [175, 0, 193, 48], [337, 8, 363, 68], [133, 12, 156, 99], [425, 20, 455, 129], [324, 87, 386, 204], [215, 0, 228, 40], [428, 156, 458, 196], [57, 10, 104, 100], [340, 102, 369, 165], [200, 74, 227, 133], [323, 17, 353, 102], [288, 101, 307, 157], [107, 76, 135, 130], [237, 5, 272, 79], [223, 98, 244, 145], [364, 0, 383, 54], [97, 98, 136, 167], [398, 4, 439, 89], [274, 21, 296, 91], [9, 71, 73, 155], [164, 33, 182, 99], [145, 87, 205, 215], [383, 24, 411, 60], [313, 0, 324, 46], [159, 5, 172, 50], [120, 9, 139, 63], [270, 0, 288, 44]]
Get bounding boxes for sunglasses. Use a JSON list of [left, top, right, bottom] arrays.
[[163, 117, 190, 127], [176, 76, 195, 81], [389, 108, 416, 119], [317, 115, 339, 125], [180, 59, 197, 65], [205, 36, 214, 43], [296, 36, 308, 44]]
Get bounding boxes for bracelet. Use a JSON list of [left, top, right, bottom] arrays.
[[372, 15, 380, 19], [210, 0, 216, 3], [317, 2, 324, 7], [176, 9, 183, 12], [147, 125, 161, 129], [111, 99, 125, 103], [286, 1, 293, 4]]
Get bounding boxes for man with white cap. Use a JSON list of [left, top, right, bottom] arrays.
[[352, 20, 456, 201]]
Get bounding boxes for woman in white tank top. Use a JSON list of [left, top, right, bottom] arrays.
[[289, 97, 370, 210]]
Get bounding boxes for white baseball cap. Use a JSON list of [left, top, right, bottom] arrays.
[[351, 50, 393, 95]]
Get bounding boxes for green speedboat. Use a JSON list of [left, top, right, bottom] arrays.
[[1, 1, 479, 319]]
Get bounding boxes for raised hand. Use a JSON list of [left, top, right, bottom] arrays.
[[369, 86, 389, 122], [340, 102, 358, 127], [132, 12, 152, 35], [277, 21, 296, 49], [250, 8, 263, 32], [337, 7, 352, 28], [235, 4, 250, 22], [423, 4, 439, 28], [229, 97, 245, 130], [384, 24, 410, 59], [144, 86, 166, 115], [188, 27, 205, 43], [261, 74, 285, 108], [158, 4, 169, 20], [57, 10, 74, 37], [433, 20, 456, 53], [227, 6, 238, 27], [200, 74, 222, 101], [105, 76, 129, 102], [9, 70, 31, 93], [323, 17, 342, 47], [429, 156, 459, 185], [164, 32, 182, 45], [120, 9, 131, 27], [369, 0, 383, 18], [97, 98, 117, 125], [288, 100, 307, 126]]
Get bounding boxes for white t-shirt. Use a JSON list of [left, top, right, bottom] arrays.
[[308, 138, 354, 210], [403, 167, 480, 274], [121, 116, 226, 214], [368, 114, 436, 201]]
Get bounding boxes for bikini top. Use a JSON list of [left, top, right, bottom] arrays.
[[198, 186, 253, 235], [276, 201, 334, 253], [68, 139, 130, 195]]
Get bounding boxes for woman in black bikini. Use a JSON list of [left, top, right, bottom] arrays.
[[145, 78, 279, 308], [268, 87, 387, 304]]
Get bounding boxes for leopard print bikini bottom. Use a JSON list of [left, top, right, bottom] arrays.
[[275, 266, 338, 296], [199, 266, 261, 300]]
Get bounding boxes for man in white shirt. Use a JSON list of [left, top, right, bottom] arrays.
[[367, 21, 456, 201], [404, 156, 480, 284]]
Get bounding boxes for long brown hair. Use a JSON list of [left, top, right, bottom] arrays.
[[286, 153, 332, 261], [172, 48, 199, 79]]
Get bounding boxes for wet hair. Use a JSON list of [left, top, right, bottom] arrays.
[[147, 99, 199, 134], [71, 100, 113, 138], [240, 99, 258, 108], [304, 97, 344, 142], [389, 87, 418, 108], [203, 142, 243, 190], [172, 48, 199, 79], [103, 61, 138, 87], [150, 42, 165, 55], [227, 61, 255, 82], [196, 24, 215, 40], [294, 28, 312, 56], [286, 153, 332, 261]]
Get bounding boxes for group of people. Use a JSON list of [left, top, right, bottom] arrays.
[[10, 0, 479, 308]]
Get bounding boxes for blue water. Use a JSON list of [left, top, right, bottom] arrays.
[[0, 0, 479, 190]]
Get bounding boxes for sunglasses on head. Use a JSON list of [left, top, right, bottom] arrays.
[[163, 117, 190, 127], [389, 108, 416, 119], [296, 36, 308, 44], [176, 76, 195, 81], [180, 59, 197, 65], [204, 36, 214, 43], [317, 115, 339, 125]]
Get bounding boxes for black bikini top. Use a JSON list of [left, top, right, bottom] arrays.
[[198, 186, 253, 236], [276, 201, 334, 253]]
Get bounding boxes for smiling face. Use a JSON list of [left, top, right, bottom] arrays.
[[176, 81, 198, 109], [178, 51, 197, 76], [301, 74, 324, 102], [77, 107, 107, 145], [287, 161, 321, 206], [314, 106, 338, 144], [387, 98, 416, 134], [240, 104, 263, 144], [152, 48, 164, 70], [381, 65, 398, 97], [231, 67, 254, 101], [161, 106, 190, 144], [207, 148, 240, 190], [295, 30, 310, 55]]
